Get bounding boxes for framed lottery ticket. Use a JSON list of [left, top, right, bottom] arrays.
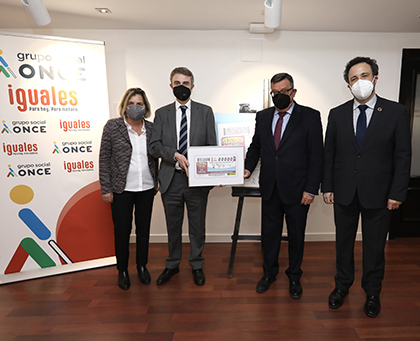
[[187, 146, 245, 187]]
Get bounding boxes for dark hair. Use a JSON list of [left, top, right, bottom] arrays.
[[343, 57, 379, 83], [117, 88, 151, 119], [170, 67, 194, 85], [270, 73, 294, 88]]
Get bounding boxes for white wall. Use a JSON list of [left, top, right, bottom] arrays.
[[7, 28, 420, 242]]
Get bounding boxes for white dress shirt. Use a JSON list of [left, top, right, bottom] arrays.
[[124, 119, 154, 192], [353, 95, 377, 134]]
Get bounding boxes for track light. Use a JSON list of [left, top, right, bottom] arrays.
[[264, 0, 282, 29], [249, 23, 275, 34], [21, 0, 51, 26]]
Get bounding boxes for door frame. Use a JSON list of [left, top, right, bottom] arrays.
[[389, 49, 420, 239]]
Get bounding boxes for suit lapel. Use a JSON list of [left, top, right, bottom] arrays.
[[145, 120, 151, 145], [167, 102, 178, 147], [343, 101, 359, 150], [264, 108, 276, 151], [117, 117, 130, 143], [189, 100, 199, 143]]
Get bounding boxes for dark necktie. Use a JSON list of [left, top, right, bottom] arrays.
[[179, 105, 188, 157], [356, 104, 368, 146], [274, 112, 286, 149]]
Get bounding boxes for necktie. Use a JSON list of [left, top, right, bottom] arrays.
[[274, 112, 286, 149], [356, 104, 368, 146], [179, 105, 188, 157]]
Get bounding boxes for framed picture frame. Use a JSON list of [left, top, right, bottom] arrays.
[[188, 146, 244, 187]]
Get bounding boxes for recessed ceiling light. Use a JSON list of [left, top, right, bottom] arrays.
[[95, 8, 111, 14]]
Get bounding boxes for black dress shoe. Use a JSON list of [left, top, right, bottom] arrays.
[[156, 267, 179, 285], [364, 295, 381, 318], [192, 269, 206, 286], [118, 271, 130, 290], [256, 276, 276, 293], [289, 280, 302, 299], [137, 265, 151, 285], [328, 288, 348, 309]]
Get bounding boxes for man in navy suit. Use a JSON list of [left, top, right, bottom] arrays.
[[322, 57, 411, 317], [245, 73, 324, 297]]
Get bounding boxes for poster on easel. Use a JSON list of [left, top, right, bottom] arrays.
[[214, 112, 260, 187], [0, 32, 115, 285]]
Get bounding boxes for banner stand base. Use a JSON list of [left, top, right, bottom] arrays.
[[0, 256, 116, 285]]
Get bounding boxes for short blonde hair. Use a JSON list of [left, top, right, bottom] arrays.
[[117, 88, 151, 119]]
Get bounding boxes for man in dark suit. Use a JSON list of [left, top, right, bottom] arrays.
[[245, 73, 324, 297], [322, 57, 411, 318], [149, 67, 216, 286]]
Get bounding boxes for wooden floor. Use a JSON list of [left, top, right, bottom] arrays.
[[1, 238, 420, 340]]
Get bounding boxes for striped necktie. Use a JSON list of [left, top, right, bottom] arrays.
[[179, 105, 188, 157]]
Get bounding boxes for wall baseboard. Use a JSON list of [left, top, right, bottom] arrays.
[[130, 233, 363, 243]]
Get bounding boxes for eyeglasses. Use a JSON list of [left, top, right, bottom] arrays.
[[270, 87, 293, 96]]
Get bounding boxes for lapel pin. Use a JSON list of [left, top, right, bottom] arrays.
[[377, 107, 382, 111]]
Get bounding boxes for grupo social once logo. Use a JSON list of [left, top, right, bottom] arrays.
[[8, 120, 47, 134], [56, 140, 93, 154], [7, 163, 51, 178]]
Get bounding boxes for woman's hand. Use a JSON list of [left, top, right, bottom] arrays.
[[102, 193, 113, 203]]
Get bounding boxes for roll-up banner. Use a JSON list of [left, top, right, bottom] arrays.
[[0, 32, 115, 285]]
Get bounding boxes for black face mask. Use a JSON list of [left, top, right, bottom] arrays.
[[272, 92, 291, 110], [173, 85, 191, 102]]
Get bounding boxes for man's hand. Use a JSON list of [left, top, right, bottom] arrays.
[[244, 169, 251, 179], [301, 192, 314, 205], [323, 192, 334, 204], [175, 152, 190, 177], [102, 193, 113, 203], [387, 199, 402, 210]]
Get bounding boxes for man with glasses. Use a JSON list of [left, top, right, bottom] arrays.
[[244, 73, 324, 296]]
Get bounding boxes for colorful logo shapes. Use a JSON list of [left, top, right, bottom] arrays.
[[5, 184, 74, 275], [9, 184, 34, 204], [18, 208, 51, 240], [0, 49, 17, 78], [4, 238, 56, 274], [21, 238, 55, 267], [2, 120, 10, 133]]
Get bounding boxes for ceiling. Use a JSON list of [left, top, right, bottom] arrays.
[[0, 0, 420, 32]]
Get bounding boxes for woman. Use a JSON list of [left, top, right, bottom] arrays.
[[99, 88, 158, 290]]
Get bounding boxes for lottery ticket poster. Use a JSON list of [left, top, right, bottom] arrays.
[[214, 113, 260, 187], [0, 32, 115, 284], [188, 146, 244, 187]]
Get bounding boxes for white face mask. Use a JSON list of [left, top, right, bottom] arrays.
[[350, 79, 375, 101]]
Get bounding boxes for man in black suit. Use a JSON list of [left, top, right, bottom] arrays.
[[322, 57, 411, 318], [245, 73, 324, 297], [149, 67, 216, 286]]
